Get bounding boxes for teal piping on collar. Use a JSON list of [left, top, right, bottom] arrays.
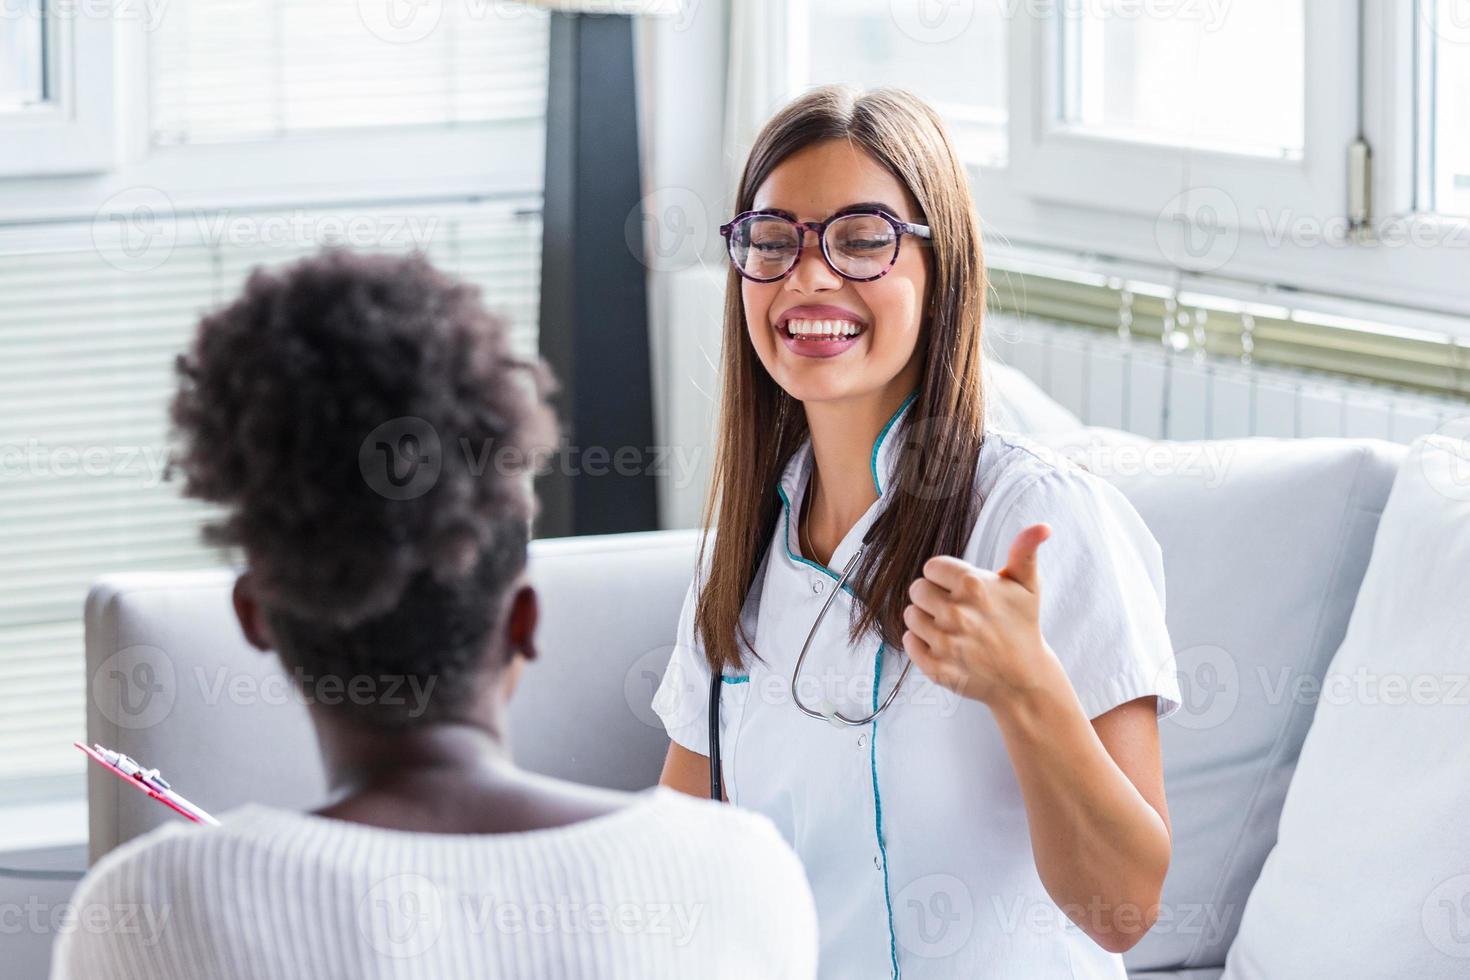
[[719, 674, 749, 684], [775, 483, 853, 594], [869, 390, 919, 496]]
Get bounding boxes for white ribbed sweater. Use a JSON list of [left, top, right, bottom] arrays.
[[51, 787, 818, 979]]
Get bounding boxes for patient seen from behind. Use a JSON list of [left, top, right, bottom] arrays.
[[53, 250, 816, 980]]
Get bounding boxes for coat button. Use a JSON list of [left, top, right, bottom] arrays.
[[812, 579, 825, 594], [874, 854, 883, 870], [857, 733, 867, 749]]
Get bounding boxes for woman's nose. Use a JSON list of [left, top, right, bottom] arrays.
[[786, 228, 841, 292]]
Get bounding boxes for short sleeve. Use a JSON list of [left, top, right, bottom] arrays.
[[651, 568, 716, 755], [976, 466, 1182, 722]]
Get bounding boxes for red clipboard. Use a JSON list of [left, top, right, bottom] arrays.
[[76, 741, 219, 826]]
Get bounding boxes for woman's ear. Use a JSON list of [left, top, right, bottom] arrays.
[[231, 572, 274, 652], [505, 584, 539, 664]]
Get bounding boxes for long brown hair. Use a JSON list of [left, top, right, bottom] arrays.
[[695, 85, 988, 675]]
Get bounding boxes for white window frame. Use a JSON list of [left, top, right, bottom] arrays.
[[1006, 0, 1356, 223], [0, 11, 545, 230], [0, 2, 116, 177], [780, 0, 1470, 330]]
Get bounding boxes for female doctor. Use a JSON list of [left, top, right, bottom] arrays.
[[654, 86, 1183, 979]]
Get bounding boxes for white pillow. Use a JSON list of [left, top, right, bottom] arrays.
[[1222, 433, 1470, 979], [984, 361, 1082, 434]]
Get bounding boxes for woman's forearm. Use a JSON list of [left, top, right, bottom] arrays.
[[989, 651, 1171, 954]]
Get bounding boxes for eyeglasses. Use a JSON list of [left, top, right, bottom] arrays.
[[720, 207, 932, 284]]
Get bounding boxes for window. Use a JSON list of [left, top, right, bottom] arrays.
[[0, 0, 115, 176], [1059, 2, 1305, 159], [0, 1, 46, 109], [0, 0, 551, 805], [1419, 0, 1470, 217], [773, 1, 1470, 323], [802, 0, 1008, 166]]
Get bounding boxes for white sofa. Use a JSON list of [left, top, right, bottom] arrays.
[[82, 423, 1470, 978]]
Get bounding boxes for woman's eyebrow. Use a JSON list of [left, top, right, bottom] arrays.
[[841, 201, 901, 215]]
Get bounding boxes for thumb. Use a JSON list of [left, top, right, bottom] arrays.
[[999, 523, 1050, 592]]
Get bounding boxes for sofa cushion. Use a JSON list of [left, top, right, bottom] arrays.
[[985, 361, 1084, 434], [1221, 434, 1470, 979], [1032, 427, 1405, 972]]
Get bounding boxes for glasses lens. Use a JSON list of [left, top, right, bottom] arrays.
[[729, 216, 800, 280], [825, 214, 898, 280]]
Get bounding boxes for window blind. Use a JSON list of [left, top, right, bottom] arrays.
[[0, 199, 543, 801], [149, 0, 551, 145]]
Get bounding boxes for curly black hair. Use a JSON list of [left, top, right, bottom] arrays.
[[171, 249, 558, 726]]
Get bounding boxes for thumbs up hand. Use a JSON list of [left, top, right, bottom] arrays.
[[901, 524, 1055, 706]]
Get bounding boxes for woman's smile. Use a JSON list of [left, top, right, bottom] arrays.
[[775, 303, 869, 359]]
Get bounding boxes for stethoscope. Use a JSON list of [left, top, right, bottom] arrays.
[[708, 523, 915, 800]]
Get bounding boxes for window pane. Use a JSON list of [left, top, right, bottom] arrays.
[[0, 1, 46, 110], [1422, 0, 1470, 217], [805, 0, 1007, 166], [1060, 1, 1305, 159]]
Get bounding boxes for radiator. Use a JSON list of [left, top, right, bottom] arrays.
[[990, 315, 1468, 445]]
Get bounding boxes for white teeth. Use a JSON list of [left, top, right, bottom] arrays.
[[785, 318, 863, 338]]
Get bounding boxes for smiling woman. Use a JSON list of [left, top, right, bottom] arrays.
[[656, 86, 1182, 980]]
